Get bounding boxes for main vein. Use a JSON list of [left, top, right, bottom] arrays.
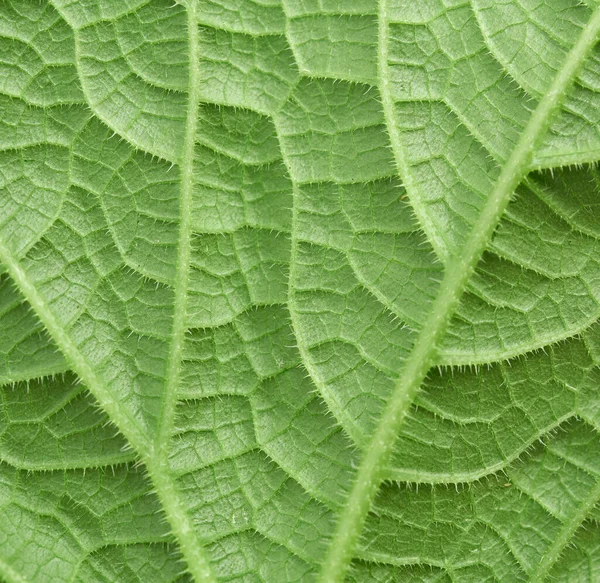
[[317, 4, 600, 582], [151, 2, 217, 582], [155, 0, 199, 462]]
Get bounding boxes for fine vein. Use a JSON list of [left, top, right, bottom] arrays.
[[317, 4, 600, 581]]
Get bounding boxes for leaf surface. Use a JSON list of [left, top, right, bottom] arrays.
[[1, 0, 600, 581]]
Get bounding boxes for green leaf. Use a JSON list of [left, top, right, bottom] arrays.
[[1, 0, 600, 581]]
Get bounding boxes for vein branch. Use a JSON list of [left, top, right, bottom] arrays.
[[318, 4, 600, 582], [0, 1, 216, 581], [530, 477, 600, 582], [0, 551, 31, 583], [0, 240, 151, 458], [377, 9, 447, 261]]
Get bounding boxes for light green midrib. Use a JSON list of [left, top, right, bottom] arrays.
[[155, 0, 199, 463], [150, 5, 218, 581], [316, 3, 600, 582]]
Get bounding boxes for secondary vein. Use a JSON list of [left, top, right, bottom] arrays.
[[377, 6, 448, 262], [318, 4, 600, 582], [0, 1, 216, 581], [530, 477, 600, 582], [0, 231, 215, 583], [0, 555, 28, 583], [0, 239, 151, 458]]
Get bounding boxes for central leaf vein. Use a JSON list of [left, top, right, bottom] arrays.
[[316, 3, 600, 581]]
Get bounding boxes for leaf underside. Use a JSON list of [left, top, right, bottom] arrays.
[[1, 0, 600, 581]]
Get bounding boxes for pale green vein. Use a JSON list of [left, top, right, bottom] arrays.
[[531, 477, 600, 582], [0, 362, 70, 386], [0, 239, 215, 583], [0, 554, 28, 583], [0, 240, 151, 459], [0, 453, 136, 472], [284, 182, 364, 450], [155, 0, 200, 464], [317, 4, 600, 582], [149, 460, 216, 583], [0, 1, 217, 580], [151, 4, 217, 581], [377, 14, 447, 263], [385, 411, 575, 485]]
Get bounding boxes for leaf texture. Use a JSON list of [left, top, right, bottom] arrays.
[[1, 0, 600, 581]]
